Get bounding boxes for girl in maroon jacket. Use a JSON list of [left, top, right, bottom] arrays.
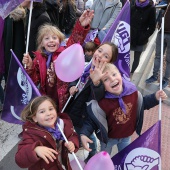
[[15, 96, 79, 170], [22, 10, 94, 112]]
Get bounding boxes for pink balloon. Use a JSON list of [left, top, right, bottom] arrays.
[[84, 151, 115, 170], [70, 159, 86, 170], [54, 44, 85, 82]]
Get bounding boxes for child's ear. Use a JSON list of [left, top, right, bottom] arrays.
[[32, 116, 38, 123]]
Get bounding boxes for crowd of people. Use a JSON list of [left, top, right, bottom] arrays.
[[0, 0, 169, 169]]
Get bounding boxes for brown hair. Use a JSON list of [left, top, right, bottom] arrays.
[[36, 24, 65, 52], [84, 42, 97, 52], [96, 42, 118, 63], [21, 96, 57, 122]]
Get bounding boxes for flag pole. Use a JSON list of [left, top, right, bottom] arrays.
[[57, 123, 83, 170], [61, 78, 81, 113], [25, 0, 34, 68], [159, 17, 164, 120]]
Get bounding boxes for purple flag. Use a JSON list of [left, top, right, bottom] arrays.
[[0, 0, 43, 19], [103, 1, 130, 80], [112, 121, 161, 170], [1, 50, 41, 124]]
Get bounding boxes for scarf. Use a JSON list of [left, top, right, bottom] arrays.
[[44, 118, 64, 141], [80, 62, 92, 83], [105, 78, 137, 114], [135, 0, 150, 7], [43, 49, 53, 69]]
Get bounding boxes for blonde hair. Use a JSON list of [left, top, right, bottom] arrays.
[[103, 63, 120, 74], [21, 96, 57, 122], [36, 24, 65, 52]]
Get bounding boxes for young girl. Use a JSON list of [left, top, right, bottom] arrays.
[[22, 10, 94, 112], [66, 42, 118, 162], [15, 96, 79, 170]]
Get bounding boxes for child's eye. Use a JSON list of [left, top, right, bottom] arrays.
[[53, 36, 58, 40], [49, 107, 54, 111], [40, 110, 45, 113], [112, 73, 116, 77]]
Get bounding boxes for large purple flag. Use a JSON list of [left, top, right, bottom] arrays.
[[0, 0, 43, 19], [112, 121, 161, 170], [103, 0, 130, 80], [1, 50, 41, 124]]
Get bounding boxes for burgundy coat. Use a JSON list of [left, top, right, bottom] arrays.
[[15, 113, 79, 170], [26, 20, 90, 112]]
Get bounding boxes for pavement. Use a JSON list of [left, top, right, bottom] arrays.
[[0, 29, 170, 169]]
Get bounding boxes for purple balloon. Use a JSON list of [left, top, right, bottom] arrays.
[[84, 151, 115, 170], [54, 44, 85, 82]]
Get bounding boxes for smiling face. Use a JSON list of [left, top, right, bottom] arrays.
[[92, 44, 112, 66], [33, 100, 57, 128], [102, 64, 123, 96], [41, 33, 60, 53]]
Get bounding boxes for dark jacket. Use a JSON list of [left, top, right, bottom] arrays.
[[3, 16, 25, 81], [80, 91, 159, 144], [15, 113, 79, 170], [164, 3, 170, 33], [59, 2, 76, 34], [66, 79, 105, 128], [131, 3, 156, 47], [45, 0, 60, 27]]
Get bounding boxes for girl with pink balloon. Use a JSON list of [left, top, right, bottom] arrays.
[[22, 9, 94, 112], [65, 42, 118, 162]]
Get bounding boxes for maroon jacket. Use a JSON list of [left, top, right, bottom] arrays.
[[26, 20, 90, 112], [15, 113, 79, 170]]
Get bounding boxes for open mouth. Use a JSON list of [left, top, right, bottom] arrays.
[[48, 45, 55, 47], [46, 117, 54, 121], [111, 82, 119, 89]]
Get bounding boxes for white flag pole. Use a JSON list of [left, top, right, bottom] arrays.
[[61, 78, 81, 113], [57, 123, 83, 170], [24, 0, 34, 68], [159, 17, 164, 121]]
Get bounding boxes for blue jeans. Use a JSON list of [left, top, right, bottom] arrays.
[[74, 126, 97, 157], [100, 136, 131, 155], [0, 74, 4, 104], [153, 32, 170, 81]]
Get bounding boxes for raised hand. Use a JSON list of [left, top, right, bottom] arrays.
[[22, 53, 33, 69], [79, 9, 94, 27], [90, 60, 107, 86], [34, 146, 58, 164], [64, 141, 75, 153]]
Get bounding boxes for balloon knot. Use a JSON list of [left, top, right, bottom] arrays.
[[102, 151, 108, 156]]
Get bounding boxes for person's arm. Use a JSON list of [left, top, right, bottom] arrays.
[[15, 134, 43, 168], [104, 2, 122, 29], [67, 9, 94, 46], [143, 90, 167, 110]]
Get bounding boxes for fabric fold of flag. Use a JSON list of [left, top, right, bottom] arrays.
[[103, 1, 130, 80], [1, 49, 41, 124], [112, 121, 161, 170]]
